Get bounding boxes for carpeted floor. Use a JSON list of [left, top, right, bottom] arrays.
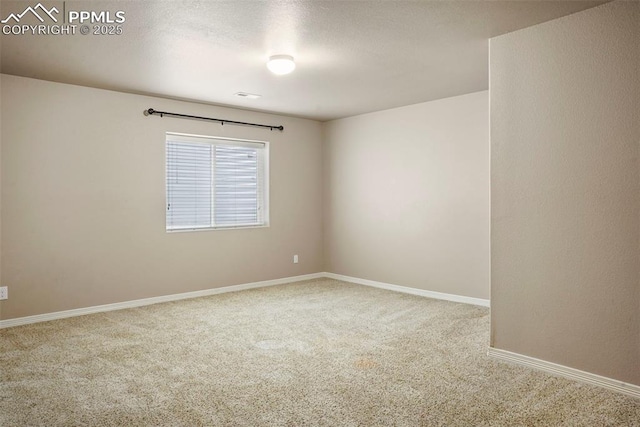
[[1, 278, 639, 426]]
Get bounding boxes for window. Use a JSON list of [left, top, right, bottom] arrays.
[[166, 133, 269, 231]]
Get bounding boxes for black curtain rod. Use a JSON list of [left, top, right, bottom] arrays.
[[143, 108, 284, 131]]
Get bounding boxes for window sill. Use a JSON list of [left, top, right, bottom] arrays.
[[166, 224, 270, 233]]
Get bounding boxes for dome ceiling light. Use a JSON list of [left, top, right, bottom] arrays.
[[267, 55, 296, 75]]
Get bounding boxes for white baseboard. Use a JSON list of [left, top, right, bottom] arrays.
[[0, 273, 325, 329], [487, 347, 640, 399], [0, 271, 489, 328], [323, 272, 490, 307]]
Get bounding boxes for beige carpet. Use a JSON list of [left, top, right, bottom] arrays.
[[1, 278, 638, 426]]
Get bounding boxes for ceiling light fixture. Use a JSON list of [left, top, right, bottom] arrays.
[[267, 55, 296, 75]]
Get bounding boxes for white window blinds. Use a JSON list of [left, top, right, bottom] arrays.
[[166, 133, 268, 231]]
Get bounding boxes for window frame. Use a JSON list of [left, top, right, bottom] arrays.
[[165, 132, 270, 232]]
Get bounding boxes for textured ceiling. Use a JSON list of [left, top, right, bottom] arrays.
[[0, 0, 608, 121]]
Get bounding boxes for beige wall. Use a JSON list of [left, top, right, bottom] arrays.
[[490, 1, 639, 385], [0, 75, 323, 319], [323, 91, 490, 300]]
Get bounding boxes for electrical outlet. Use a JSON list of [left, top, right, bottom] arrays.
[[293, 255, 299, 264], [0, 286, 7, 300]]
